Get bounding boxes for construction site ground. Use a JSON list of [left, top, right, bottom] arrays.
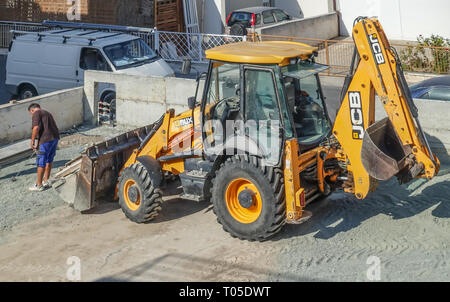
[[1, 80, 450, 282], [1, 126, 450, 282]]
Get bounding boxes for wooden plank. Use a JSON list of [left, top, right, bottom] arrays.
[[155, 0, 184, 32]]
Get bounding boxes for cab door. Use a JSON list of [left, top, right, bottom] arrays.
[[242, 66, 284, 166]]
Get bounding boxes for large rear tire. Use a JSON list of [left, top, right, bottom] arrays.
[[211, 155, 286, 241], [118, 163, 163, 223]]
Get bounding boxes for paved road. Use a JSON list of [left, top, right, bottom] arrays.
[[0, 54, 12, 105]]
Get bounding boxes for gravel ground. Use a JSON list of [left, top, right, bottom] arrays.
[[0, 124, 449, 281], [0, 125, 130, 234]]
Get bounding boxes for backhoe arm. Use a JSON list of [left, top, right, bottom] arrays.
[[333, 17, 440, 199]]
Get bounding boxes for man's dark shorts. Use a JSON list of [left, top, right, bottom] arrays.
[[36, 139, 59, 168]]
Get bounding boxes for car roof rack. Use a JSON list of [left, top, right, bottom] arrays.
[[42, 20, 153, 33], [10, 29, 127, 45], [9, 20, 154, 45], [11, 30, 102, 45]]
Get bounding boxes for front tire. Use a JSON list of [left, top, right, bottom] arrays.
[[118, 163, 163, 223], [211, 155, 286, 241]]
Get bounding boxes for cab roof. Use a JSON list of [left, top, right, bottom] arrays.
[[205, 41, 317, 66]]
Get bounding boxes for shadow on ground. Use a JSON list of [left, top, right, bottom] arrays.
[[95, 252, 323, 282], [274, 165, 450, 241], [83, 180, 211, 222], [0, 160, 68, 181]]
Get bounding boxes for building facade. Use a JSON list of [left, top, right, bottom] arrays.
[[337, 0, 450, 41], [0, 0, 155, 27]]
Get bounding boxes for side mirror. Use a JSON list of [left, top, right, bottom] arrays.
[[181, 59, 192, 75], [188, 97, 196, 110]]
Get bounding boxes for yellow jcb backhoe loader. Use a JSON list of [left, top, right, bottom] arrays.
[[54, 17, 439, 241]]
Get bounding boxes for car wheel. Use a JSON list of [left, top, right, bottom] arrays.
[[230, 23, 248, 36], [19, 84, 37, 100]]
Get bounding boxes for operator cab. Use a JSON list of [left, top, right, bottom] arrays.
[[281, 60, 331, 147], [201, 41, 332, 166]]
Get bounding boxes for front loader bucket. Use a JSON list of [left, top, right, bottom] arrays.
[[361, 118, 409, 180], [53, 124, 156, 212]]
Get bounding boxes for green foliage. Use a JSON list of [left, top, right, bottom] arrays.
[[400, 34, 450, 74]]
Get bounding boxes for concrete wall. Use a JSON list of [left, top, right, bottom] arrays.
[[274, 0, 332, 19], [0, 87, 84, 146], [84, 71, 203, 127], [204, 0, 334, 34], [404, 72, 442, 85], [81, 69, 450, 163], [201, 0, 225, 34], [258, 12, 339, 41], [337, 0, 450, 40]]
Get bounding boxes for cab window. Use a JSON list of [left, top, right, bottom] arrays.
[[282, 62, 331, 144], [244, 68, 282, 165], [284, 75, 330, 143], [244, 69, 280, 121], [80, 48, 111, 71], [203, 62, 241, 146]]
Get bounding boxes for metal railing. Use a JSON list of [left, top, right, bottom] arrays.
[[1, 20, 448, 74], [251, 33, 356, 76], [396, 43, 450, 74], [156, 30, 246, 63], [253, 33, 450, 76], [0, 21, 245, 64], [0, 21, 46, 48]]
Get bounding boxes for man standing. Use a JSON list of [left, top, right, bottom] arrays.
[[28, 103, 60, 192]]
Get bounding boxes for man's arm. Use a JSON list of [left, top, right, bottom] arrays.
[[31, 126, 39, 150]]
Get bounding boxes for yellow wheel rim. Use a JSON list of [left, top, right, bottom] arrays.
[[225, 178, 262, 224], [124, 179, 141, 211]]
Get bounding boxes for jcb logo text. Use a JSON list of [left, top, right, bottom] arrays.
[[369, 34, 385, 65], [349, 92, 364, 140]]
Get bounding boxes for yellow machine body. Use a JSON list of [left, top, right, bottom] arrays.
[[54, 17, 439, 240]]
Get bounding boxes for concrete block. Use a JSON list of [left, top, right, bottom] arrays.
[[0, 139, 33, 167], [116, 75, 166, 103], [0, 87, 84, 146], [258, 12, 339, 42], [165, 77, 197, 106], [171, 105, 190, 116], [116, 98, 166, 127]]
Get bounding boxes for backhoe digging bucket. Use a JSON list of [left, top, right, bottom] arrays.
[[361, 118, 409, 180], [52, 124, 157, 212]]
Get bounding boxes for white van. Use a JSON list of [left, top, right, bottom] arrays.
[[5, 28, 174, 111]]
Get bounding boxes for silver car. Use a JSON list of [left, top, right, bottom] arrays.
[[224, 6, 294, 36]]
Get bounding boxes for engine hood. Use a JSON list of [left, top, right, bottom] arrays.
[[116, 59, 174, 77]]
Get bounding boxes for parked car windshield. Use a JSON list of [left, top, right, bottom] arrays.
[[104, 39, 157, 70]]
